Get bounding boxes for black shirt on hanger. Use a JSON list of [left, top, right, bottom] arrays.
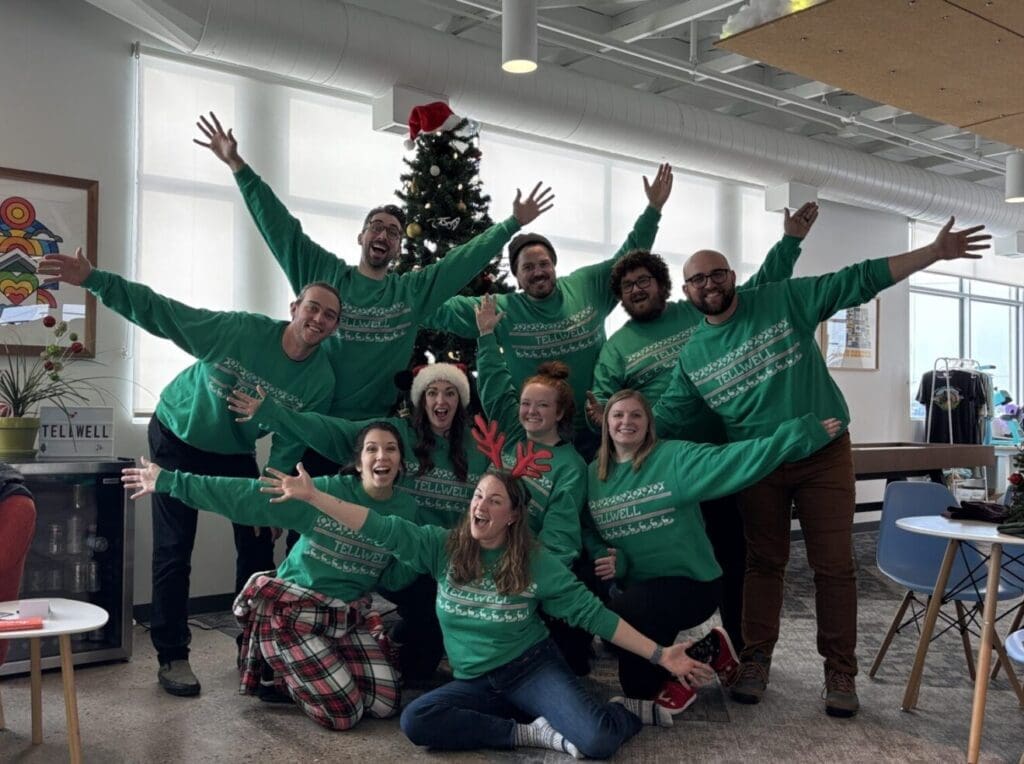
[[915, 369, 985, 444]]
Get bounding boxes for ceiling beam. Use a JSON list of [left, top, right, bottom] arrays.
[[700, 51, 756, 74], [857, 104, 911, 122], [608, 0, 743, 42], [783, 81, 841, 100]]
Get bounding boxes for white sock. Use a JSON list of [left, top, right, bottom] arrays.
[[610, 696, 673, 728], [514, 716, 582, 759]]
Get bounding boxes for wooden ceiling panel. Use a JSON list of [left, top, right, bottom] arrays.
[[947, 0, 1024, 34], [716, 0, 1024, 148], [966, 111, 1024, 147]]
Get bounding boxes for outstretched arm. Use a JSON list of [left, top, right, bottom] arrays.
[[194, 112, 246, 173], [474, 297, 526, 439], [888, 217, 989, 283], [741, 202, 818, 289]]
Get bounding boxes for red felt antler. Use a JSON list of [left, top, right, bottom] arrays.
[[511, 440, 553, 479], [471, 414, 505, 470]]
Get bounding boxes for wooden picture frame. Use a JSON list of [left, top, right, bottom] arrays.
[[819, 298, 879, 371], [0, 167, 97, 357]]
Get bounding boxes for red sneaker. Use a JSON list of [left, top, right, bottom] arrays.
[[686, 626, 740, 685], [654, 678, 697, 714]]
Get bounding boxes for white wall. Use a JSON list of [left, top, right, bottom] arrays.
[[6, 0, 975, 603]]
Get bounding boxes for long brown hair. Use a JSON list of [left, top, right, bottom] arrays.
[[445, 471, 535, 594], [522, 360, 575, 442], [339, 422, 406, 482], [411, 393, 469, 481], [596, 390, 658, 481]]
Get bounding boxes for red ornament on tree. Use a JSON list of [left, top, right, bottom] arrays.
[[1009, 473, 1022, 486]]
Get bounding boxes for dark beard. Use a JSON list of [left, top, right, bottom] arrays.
[[692, 289, 735, 316], [624, 299, 666, 323]]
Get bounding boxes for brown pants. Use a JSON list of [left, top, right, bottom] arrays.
[[738, 432, 858, 675]]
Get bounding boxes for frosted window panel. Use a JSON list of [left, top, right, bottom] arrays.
[[909, 292, 960, 417], [969, 280, 1014, 300], [611, 167, 717, 257], [970, 302, 1017, 392], [912, 221, 942, 250], [479, 136, 605, 243], [740, 189, 782, 268], [142, 64, 236, 185], [292, 210, 363, 269], [288, 98, 406, 206], [910, 271, 959, 291], [605, 304, 629, 338]]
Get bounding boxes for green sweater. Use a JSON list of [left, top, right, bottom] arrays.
[[155, 470, 418, 601], [423, 206, 661, 431], [476, 333, 587, 566], [585, 416, 831, 586], [82, 269, 333, 472], [252, 398, 491, 529], [360, 511, 620, 678], [235, 165, 521, 419], [653, 258, 894, 443]]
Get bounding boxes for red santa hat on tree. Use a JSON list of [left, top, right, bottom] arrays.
[[405, 101, 462, 150]]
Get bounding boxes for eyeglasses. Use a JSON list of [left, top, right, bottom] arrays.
[[366, 220, 403, 242], [684, 268, 730, 288], [620, 275, 654, 294]]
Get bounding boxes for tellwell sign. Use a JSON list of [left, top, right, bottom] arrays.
[[39, 406, 114, 458]]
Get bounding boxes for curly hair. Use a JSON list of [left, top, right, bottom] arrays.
[[609, 249, 672, 299], [523, 360, 575, 442]]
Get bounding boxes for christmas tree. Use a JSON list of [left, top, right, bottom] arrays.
[[1003, 447, 1024, 526], [394, 105, 513, 372]]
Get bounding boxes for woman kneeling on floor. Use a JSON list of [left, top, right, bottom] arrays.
[[234, 418, 732, 758], [123, 423, 418, 730]]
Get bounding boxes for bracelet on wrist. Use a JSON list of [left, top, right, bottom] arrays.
[[648, 644, 664, 666]]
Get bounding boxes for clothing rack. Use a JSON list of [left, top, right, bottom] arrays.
[[926, 357, 990, 494]]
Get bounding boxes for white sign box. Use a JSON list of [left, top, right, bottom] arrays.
[[38, 406, 114, 458]]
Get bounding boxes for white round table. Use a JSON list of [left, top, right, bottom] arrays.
[[894, 517, 1024, 764], [0, 598, 109, 764]]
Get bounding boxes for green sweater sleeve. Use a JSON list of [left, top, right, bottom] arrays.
[[420, 294, 482, 337], [475, 332, 527, 441], [533, 549, 620, 640], [234, 165, 344, 292], [377, 557, 421, 592], [789, 258, 894, 334], [254, 395, 373, 464], [666, 413, 833, 502], [83, 269, 239, 362], [580, 508, 629, 579], [740, 235, 802, 290], [537, 468, 585, 567], [360, 511, 449, 580], [154, 469, 322, 533], [651, 355, 707, 440], [591, 342, 625, 404]]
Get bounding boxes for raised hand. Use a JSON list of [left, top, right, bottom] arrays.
[[121, 456, 163, 500], [227, 385, 267, 423], [584, 391, 604, 427], [193, 112, 245, 172], [783, 201, 819, 239], [513, 182, 555, 226], [259, 463, 316, 504], [38, 247, 92, 286], [474, 294, 503, 335], [660, 642, 715, 689], [930, 217, 990, 261], [593, 548, 618, 581], [643, 163, 673, 211], [821, 417, 843, 438]]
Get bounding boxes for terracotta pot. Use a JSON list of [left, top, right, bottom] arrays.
[[0, 416, 41, 458]]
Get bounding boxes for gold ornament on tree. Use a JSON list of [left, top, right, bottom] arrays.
[[406, 222, 423, 238]]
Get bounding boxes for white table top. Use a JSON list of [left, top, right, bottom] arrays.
[[0, 598, 109, 639], [896, 516, 1024, 546]]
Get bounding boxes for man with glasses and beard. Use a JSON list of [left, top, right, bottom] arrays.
[[651, 215, 991, 719], [585, 203, 817, 654]]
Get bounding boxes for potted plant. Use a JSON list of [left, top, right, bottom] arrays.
[[0, 316, 102, 458]]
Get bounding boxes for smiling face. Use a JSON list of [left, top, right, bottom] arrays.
[[356, 211, 403, 272], [288, 285, 341, 347], [514, 245, 557, 300], [682, 250, 736, 317], [619, 266, 668, 322], [606, 395, 650, 455], [355, 427, 402, 491], [468, 473, 520, 548], [423, 381, 460, 434], [518, 382, 562, 440]]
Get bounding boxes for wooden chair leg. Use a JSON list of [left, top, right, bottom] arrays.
[[990, 632, 1024, 706], [30, 637, 42, 745], [0, 679, 5, 730], [955, 600, 976, 680], [59, 634, 83, 764], [991, 604, 1023, 680], [870, 590, 914, 678]]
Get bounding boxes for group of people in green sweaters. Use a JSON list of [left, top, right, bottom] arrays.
[[40, 109, 990, 757]]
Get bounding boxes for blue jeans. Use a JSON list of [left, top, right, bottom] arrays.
[[400, 638, 642, 758]]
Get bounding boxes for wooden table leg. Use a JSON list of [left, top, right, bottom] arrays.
[[30, 637, 42, 744], [903, 539, 960, 710], [967, 544, 1002, 764], [0, 680, 5, 729], [58, 634, 82, 764]]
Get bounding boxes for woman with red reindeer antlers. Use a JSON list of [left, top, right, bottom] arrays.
[[202, 416, 731, 759]]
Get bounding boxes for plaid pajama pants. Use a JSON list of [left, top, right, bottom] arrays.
[[233, 573, 401, 730]]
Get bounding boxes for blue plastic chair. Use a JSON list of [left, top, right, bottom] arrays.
[[1008, 630, 1024, 666], [869, 481, 1024, 679]]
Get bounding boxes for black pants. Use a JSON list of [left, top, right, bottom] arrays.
[[148, 416, 275, 664], [542, 557, 599, 676], [700, 493, 747, 653], [607, 576, 721, 698], [378, 573, 445, 680]]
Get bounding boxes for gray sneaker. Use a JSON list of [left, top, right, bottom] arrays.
[[729, 651, 771, 705], [158, 660, 201, 697], [823, 668, 859, 718]]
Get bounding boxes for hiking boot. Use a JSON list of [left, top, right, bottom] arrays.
[[687, 626, 740, 686], [729, 651, 771, 705], [654, 678, 697, 714], [823, 668, 859, 718], [158, 660, 201, 697]]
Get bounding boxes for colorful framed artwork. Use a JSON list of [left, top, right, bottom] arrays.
[[0, 167, 97, 357], [819, 298, 879, 371]]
